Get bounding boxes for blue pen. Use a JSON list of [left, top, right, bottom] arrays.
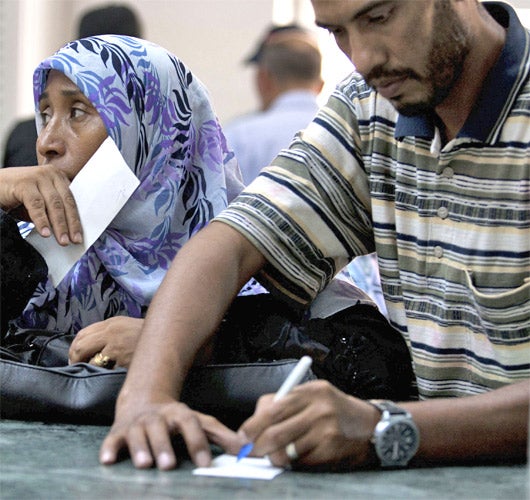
[[236, 355, 313, 461]]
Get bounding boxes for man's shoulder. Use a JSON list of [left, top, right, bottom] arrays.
[[224, 111, 263, 131], [224, 111, 279, 141], [334, 71, 374, 99], [322, 71, 397, 125]]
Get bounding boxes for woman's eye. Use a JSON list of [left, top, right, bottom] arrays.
[[39, 109, 51, 126], [71, 107, 87, 119]]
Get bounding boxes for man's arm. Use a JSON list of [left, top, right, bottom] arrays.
[[100, 221, 267, 469], [408, 379, 528, 463], [239, 379, 529, 468]]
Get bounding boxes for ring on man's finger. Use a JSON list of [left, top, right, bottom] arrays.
[[285, 442, 298, 461], [93, 352, 116, 369]]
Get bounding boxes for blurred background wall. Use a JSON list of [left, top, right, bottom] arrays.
[[0, 0, 354, 158], [1, 0, 529, 160]]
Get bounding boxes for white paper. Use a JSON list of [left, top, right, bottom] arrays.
[[193, 454, 284, 480], [26, 137, 139, 287]]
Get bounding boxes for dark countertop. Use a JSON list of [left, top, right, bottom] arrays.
[[0, 420, 528, 499]]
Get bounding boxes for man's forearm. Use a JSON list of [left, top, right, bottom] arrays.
[[118, 222, 266, 403], [405, 380, 529, 463]]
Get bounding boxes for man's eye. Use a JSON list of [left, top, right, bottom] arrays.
[[367, 8, 393, 24], [325, 26, 345, 38]]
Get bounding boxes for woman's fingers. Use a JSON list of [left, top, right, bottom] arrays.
[[5, 165, 83, 244], [47, 177, 82, 244]]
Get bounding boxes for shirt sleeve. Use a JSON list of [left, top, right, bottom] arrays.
[[215, 77, 376, 308]]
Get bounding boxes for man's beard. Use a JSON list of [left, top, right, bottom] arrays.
[[369, 0, 471, 116]]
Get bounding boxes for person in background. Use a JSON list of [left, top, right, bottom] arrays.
[[224, 24, 323, 186], [98, 0, 528, 471], [2, 3, 143, 168], [1, 35, 250, 369], [225, 23, 386, 314], [77, 3, 142, 39]]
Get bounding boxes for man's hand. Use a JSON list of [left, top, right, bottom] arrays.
[[99, 395, 244, 470], [69, 317, 144, 368], [0, 165, 82, 245], [238, 380, 379, 470]]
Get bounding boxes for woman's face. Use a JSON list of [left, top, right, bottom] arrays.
[[36, 70, 108, 180]]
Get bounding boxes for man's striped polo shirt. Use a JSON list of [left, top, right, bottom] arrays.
[[216, 2, 529, 398]]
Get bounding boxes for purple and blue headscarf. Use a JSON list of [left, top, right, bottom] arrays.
[[13, 35, 252, 334]]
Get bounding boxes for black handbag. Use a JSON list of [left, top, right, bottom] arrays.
[[0, 334, 314, 428], [0, 289, 416, 428]]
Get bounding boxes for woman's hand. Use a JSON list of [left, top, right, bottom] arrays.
[[100, 392, 244, 470], [69, 317, 144, 368], [238, 379, 380, 470], [0, 165, 82, 245]]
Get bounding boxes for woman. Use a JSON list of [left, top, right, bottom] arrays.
[[3, 35, 261, 365]]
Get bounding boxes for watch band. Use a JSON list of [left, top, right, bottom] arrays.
[[368, 399, 410, 417]]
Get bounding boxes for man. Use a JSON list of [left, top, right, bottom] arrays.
[[98, 0, 529, 470], [224, 24, 323, 185]]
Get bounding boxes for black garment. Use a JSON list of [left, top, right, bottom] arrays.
[[214, 294, 417, 401], [2, 118, 38, 167], [0, 210, 47, 336]]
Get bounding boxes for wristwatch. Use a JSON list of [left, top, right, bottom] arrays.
[[368, 400, 420, 468]]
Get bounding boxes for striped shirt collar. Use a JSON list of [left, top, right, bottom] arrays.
[[394, 2, 530, 142]]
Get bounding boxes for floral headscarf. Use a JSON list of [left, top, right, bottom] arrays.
[[12, 35, 250, 335]]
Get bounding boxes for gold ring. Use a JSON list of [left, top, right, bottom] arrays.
[[93, 352, 115, 369], [285, 442, 298, 461]]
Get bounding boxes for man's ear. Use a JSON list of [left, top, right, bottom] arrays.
[[314, 77, 324, 94], [256, 67, 277, 110]]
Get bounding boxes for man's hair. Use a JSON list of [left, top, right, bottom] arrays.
[[78, 4, 142, 38], [260, 34, 322, 84]]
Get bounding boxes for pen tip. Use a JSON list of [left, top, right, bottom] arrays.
[[237, 442, 253, 461]]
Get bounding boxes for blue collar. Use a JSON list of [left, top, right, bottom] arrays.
[[394, 2, 529, 142]]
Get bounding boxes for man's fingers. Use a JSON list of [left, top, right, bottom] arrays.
[[145, 418, 179, 470], [126, 421, 157, 469], [237, 394, 276, 445], [195, 412, 243, 455], [99, 430, 127, 465], [175, 409, 212, 467], [100, 403, 214, 470]]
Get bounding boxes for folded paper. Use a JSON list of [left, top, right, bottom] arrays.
[[193, 454, 284, 480]]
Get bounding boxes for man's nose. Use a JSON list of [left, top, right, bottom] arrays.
[[347, 35, 388, 80]]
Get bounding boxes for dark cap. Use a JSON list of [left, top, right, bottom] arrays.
[[245, 24, 315, 64], [78, 4, 142, 39]]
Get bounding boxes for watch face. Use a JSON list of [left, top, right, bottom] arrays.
[[376, 419, 419, 466]]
